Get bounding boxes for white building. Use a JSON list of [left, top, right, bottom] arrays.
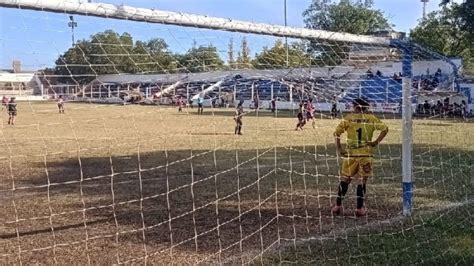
[[0, 61, 45, 100]]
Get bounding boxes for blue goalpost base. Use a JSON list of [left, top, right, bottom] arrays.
[[402, 182, 413, 216]]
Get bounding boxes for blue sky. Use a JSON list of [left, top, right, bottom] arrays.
[[0, 0, 458, 70]]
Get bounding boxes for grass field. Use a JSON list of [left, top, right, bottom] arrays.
[[0, 102, 472, 264]]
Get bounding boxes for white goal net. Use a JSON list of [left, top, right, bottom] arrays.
[[0, 0, 472, 264]]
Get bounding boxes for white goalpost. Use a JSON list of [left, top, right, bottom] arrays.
[[0, 0, 471, 265]]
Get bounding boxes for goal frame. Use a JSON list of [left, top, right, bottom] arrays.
[[0, 0, 421, 216]]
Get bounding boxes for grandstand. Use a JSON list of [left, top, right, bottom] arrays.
[[1, 56, 463, 114], [75, 57, 466, 113]]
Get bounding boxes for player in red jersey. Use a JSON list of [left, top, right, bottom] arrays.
[[305, 98, 316, 129], [2, 95, 8, 112], [57, 95, 65, 114], [177, 97, 183, 112]]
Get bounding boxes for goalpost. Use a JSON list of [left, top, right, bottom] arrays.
[[0, 0, 471, 264]]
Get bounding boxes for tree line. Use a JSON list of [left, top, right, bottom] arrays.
[[54, 0, 473, 84], [54, 31, 319, 84]]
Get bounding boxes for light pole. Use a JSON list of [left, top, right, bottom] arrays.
[[420, 0, 429, 21], [68, 15, 78, 47], [284, 0, 289, 67]]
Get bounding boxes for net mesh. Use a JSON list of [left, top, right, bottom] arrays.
[[0, 1, 472, 265]]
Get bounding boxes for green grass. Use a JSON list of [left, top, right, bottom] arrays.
[[0, 102, 472, 264], [264, 203, 473, 265]]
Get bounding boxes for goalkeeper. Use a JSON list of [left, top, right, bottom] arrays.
[[331, 98, 388, 216]]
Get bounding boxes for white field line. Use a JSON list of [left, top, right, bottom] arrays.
[[238, 198, 474, 265]]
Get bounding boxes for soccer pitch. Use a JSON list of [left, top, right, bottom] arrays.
[[0, 102, 472, 264]]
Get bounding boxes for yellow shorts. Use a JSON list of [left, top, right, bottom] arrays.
[[340, 157, 373, 178]]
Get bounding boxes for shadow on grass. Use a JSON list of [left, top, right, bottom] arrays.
[[1, 143, 472, 264]]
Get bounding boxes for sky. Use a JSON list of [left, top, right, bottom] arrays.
[[0, 0, 462, 71]]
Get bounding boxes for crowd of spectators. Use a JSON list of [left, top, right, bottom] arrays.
[[413, 68, 444, 91], [366, 68, 447, 91], [417, 97, 468, 118], [366, 68, 385, 79]]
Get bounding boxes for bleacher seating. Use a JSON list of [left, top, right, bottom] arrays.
[[83, 67, 458, 109], [340, 75, 402, 104]]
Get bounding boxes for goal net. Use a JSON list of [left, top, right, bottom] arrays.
[[0, 0, 472, 264]]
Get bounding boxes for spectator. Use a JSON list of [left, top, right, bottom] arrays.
[[453, 102, 462, 117], [239, 96, 244, 106], [366, 68, 374, 78], [444, 97, 450, 112], [423, 100, 431, 115], [416, 103, 423, 114], [253, 95, 259, 110], [461, 100, 467, 118], [448, 104, 454, 117], [436, 100, 443, 115], [376, 70, 383, 77], [271, 97, 276, 113], [220, 96, 225, 108]]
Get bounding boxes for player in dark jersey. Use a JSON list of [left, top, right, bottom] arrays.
[[197, 95, 204, 115], [332, 98, 389, 216], [331, 98, 338, 118], [295, 102, 306, 131], [7, 97, 17, 125]]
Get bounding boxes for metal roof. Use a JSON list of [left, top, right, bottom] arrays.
[[94, 68, 331, 85], [0, 72, 35, 82]]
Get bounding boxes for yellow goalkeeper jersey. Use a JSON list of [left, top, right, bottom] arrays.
[[334, 113, 388, 156]]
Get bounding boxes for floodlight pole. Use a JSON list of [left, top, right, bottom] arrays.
[[421, 0, 429, 21], [68, 15, 78, 46], [284, 0, 289, 67]]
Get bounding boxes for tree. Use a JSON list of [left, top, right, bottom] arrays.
[[410, 3, 473, 75], [54, 30, 178, 83], [303, 0, 390, 35], [303, 0, 391, 65], [133, 38, 175, 73], [236, 37, 252, 69], [88, 30, 136, 74], [54, 40, 94, 84], [252, 40, 314, 69], [179, 45, 224, 73], [441, 0, 473, 36], [227, 38, 235, 69], [55, 30, 137, 83]]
